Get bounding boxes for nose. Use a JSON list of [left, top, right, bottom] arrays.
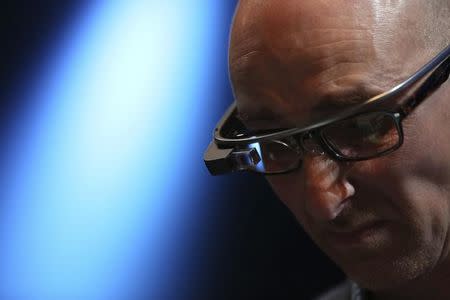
[[302, 153, 355, 221]]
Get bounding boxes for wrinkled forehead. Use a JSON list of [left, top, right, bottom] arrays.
[[229, 0, 429, 130]]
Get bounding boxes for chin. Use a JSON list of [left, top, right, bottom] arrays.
[[338, 246, 440, 292]]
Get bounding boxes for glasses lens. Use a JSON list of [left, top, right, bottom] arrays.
[[321, 112, 400, 159], [249, 140, 301, 174]]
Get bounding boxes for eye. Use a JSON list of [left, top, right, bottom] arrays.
[[321, 112, 401, 159]]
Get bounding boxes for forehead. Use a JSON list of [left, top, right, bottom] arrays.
[[229, 1, 424, 130], [231, 41, 382, 129]]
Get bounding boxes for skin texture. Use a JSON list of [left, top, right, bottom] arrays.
[[229, 1, 450, 299]]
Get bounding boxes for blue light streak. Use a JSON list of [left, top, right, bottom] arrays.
[[0, 1, 223, 299]]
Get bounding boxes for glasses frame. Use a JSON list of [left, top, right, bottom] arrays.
[[204, 44, 450, 175], [304, 111, 404, 161]]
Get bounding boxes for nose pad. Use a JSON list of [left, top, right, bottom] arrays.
[[302, 154, 355, 221], [300, 133, 325, 156]]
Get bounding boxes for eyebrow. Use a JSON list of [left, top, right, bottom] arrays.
[[238, 87, 381, 130], [311, 88, 378, 114], [312, 94, 369, 112], [237, 107, 294, 131], [238, 109, 279, 123]]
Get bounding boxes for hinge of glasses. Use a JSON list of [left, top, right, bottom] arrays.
[[204, 142, 261, 175]]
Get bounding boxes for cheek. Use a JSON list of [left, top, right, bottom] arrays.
[[400, 107, 450, 186], [399, 177, 450, 241], [266, 171, 307, 221], [360, 128, 450, 250], [390, 117, 450, 218]]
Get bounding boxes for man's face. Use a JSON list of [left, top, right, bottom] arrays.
[[230, 0, 450, 291]]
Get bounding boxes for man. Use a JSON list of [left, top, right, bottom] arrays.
[[205, 1, 450, 299]]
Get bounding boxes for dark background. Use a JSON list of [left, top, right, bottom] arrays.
[[1, 1, 344, 299], [1, 1, 87, 137]]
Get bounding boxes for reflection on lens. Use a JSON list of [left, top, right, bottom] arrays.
[[250, 140, 300, 173], [322, 112, 400, 159], [250, 142, 266, 173]]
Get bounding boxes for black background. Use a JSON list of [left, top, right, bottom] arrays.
[[1, 0, 87, 135]]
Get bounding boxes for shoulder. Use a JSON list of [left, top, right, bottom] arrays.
[[313, 281, 351, 300]]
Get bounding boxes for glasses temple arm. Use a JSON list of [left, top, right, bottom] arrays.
[[400, 57, 450, 118]]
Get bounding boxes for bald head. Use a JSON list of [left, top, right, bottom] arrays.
[[225, 1, 450, 294], [229, 0, 450, 129]]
